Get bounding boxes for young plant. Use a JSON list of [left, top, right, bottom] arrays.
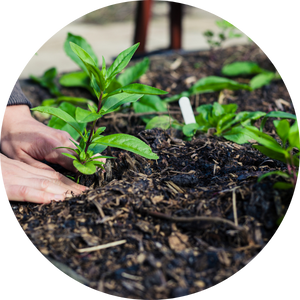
[[32, 42, 168, 179], [182, 102, 266, 144], [248, 112, 299, 189], [203, 20, 243, 50]]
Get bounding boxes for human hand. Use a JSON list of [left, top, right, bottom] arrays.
[[1, 105, 84, 172], [0, 154, 87, 203]]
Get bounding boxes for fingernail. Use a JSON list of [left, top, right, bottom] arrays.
[[53, 194, 64, 201]]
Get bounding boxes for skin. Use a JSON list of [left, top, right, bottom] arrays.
[[1, 105, 88, 203]]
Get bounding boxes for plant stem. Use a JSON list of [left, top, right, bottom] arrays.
[[84, 92, 103, 153]]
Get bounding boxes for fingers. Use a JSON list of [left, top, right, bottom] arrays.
[[1, 154, 88, 204], [8, 176, 81, 196], [4, 157, 86, 193], [5, 184, 65, 204], [19, 154, 56, 171]]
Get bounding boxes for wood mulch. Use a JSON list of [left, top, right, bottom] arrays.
[[13, 43, 296, 299]]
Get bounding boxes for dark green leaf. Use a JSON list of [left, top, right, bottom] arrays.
[[101, 93, 143, 113], [133, 95, 167, 123], [88, 143, 107, 155], [189, 76, 251, 95], [260, 111, 297, 131], [117, 57, 150, 86], [59, 71, 94, 94], [273, 182, 294, 189], [93, 134, 159, 160], [30, 67, 62, 96], [75, 107, 100, 123], [221, 61, 264, 77], [253, 145, 287, 164], [107, 83, 168, 98], [106, 43, 140, 82], [222, 103, 238, 114]]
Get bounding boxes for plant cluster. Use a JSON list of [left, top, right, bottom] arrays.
[[32, 41, 167, 179], [30, 33, 297, 191]]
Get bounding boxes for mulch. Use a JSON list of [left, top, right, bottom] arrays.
[[13, 43, 296, 299]]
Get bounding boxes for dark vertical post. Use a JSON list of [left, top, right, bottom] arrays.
[[133, 0, 153, 54], [169, 2, 183, 50]]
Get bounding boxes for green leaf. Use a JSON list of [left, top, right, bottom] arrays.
[[101, 93, 143, 113], [288, 131, 300, 150], [182, 123, 200, 137], [48, 102, 87, 140], [62, 153, 78, 160], [75, 107, 100, 123], [222, 127, 254, 144], [145, 115, 173, 130], [274, 119, 290, 145], [41, 96, 93, 108], [250, 72, 275, 90], [106, 43, 140, 82], [216, 113, 236, 133], [64, 33, 98, 74], [117, 57, 150, 86], [196, 104, 213, 121], [30, 67, 62, 96], [221, 61, 264, 77], [107, 83, 168, 98], [222, 103, 238, 114], [88, 143, 107, 155], [90, 74, 102, 99], [163, 91, 191, 103], [69, 42, 104, 91], [244, 126, 287, 154], [93, 134, 159, 160], [252, 145, 287, 164], [103, 79, 120, 94], [221, 111, 266, 133], [257, 170, 290, 183], [133, 95, 168, 123], [31, 103, 83, 137], [189, 76, 252, 95], [273, 182, 294, 189], [212, 102, 225, 117], [73, 160, 96, 175], [260, 111, 297, 131]]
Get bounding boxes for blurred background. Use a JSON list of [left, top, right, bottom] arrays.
[[20, 1, 249, 79]]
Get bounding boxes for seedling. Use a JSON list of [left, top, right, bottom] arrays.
[[249, 112, 299, 189], [203, 20, 243, 50], [182, 102, 266, 143], [32, 42, 167, 180]]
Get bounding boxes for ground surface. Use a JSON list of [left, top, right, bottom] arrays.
[[13, 43, 296, 299]]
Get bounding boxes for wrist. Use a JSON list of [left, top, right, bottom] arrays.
[[1, 105, 32, 139]]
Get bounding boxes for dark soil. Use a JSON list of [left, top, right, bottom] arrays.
[[13, 43, 296, 299]]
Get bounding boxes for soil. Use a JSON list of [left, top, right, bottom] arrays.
[[13, 43, 296, 299]]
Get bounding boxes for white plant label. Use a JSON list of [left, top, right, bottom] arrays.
[[179, 96, 196, 124]]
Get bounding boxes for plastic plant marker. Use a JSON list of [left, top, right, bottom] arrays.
[[179, 97, 196, 124]]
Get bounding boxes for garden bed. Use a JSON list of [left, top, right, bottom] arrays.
[[13, 43, 296, 299]]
